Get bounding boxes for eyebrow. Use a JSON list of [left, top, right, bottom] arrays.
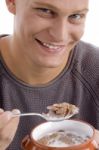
[[33, 2, 59, 11], [33, 1, 89, 14], [73, 9, 89, 13]]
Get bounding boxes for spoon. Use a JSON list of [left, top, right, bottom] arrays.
[[13, 108, 79, 122]]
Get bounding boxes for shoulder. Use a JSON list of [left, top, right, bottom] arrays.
[[0, 34, 9, 75], [0, 34, 10, 55], [74, 41, 99, 94], [73, 41, 99, 80], [76, 40, 99, 59], [0, 34, 8, 51], [75, 41, 99, 69]]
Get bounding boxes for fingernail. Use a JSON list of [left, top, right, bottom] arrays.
[[12, 109, 21, 115]]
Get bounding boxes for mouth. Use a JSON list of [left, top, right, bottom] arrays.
[[35, 38, 65, 53]]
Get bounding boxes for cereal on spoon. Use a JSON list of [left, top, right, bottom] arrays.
[[47, 102, 79, 117]]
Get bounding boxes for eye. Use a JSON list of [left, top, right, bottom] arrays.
[[70, 14, 81, 19], [37, 8, 52, 14], [35, 8, 55, 18], [69, 13, 85, 24]]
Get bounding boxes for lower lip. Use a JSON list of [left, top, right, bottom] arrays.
[[36, 39, 65, 54]]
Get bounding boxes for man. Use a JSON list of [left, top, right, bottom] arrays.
[[0, 0, 99, 149]]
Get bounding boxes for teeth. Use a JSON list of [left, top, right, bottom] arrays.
[[43, 42, 60, 49]]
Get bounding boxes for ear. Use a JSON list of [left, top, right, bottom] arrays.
[[5, 0, 16, 14]]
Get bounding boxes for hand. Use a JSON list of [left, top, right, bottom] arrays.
[[0, 108, 20, 150], [94, 129, 99, 149]]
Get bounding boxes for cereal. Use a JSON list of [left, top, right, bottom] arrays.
[[38, 130, 90, 147]]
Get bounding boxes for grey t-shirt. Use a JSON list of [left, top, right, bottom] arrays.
[[0, 40, 99, 150]]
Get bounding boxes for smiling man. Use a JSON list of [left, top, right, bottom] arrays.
[[0, 0, 99, 149]]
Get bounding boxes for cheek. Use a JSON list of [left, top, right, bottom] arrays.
[[70, 25, 85, 41], [25, 14, 49, 33]]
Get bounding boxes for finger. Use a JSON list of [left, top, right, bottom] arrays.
[[12, 109, 21, 116], [94, 129, 99, 144], [0, 108, 4, 114], [0, 111, 13, 129], [0, 111, 20, 145], [92, 140, 99, 149]]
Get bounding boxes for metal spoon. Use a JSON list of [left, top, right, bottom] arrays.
[[13, 108, 79, 122]]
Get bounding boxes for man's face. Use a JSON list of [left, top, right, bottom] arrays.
[[10, 0, 89, 68]]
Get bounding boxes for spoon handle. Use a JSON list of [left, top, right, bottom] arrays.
[[13, 113, 43, 117]]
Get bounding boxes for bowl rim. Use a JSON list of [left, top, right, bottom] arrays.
[[30, 119, 95, 150]]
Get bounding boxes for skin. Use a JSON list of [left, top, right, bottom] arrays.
[[0, 109, 20, 150], [0, 0, 99, 149]]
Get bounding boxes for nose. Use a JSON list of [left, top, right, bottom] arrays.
[[49, 18, 69, 42]]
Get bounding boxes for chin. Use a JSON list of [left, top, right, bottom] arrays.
[[43, 62, 63, 69]]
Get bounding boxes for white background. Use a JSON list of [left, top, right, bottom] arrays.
[[0, 0, 99, 46]]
